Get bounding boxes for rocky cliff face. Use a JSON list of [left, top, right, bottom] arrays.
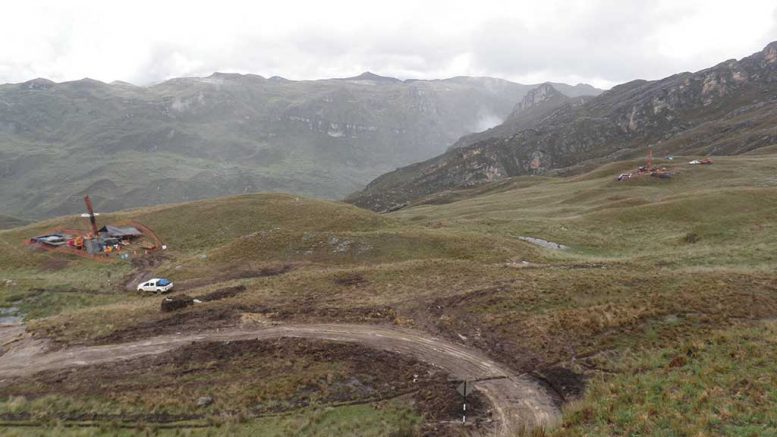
[[348, 42, 777, 212], [513, 82, 566, 112], [0, 72, 600, 218], [450, 83, 592, 150]]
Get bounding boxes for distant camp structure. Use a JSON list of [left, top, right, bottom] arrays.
[[616, 147, 674, 182], [616, 148, 714, 182], [28, 195, 163, 261]]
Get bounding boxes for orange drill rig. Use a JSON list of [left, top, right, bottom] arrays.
[[638, 147, 655, 173], [646, 147, 653, 171], [84, 195, 99, 237]]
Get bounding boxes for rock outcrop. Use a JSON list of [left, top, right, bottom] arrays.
[[348, 42, 777, 212]]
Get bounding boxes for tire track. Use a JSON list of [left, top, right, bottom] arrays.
[[0, 323, 560, 435]]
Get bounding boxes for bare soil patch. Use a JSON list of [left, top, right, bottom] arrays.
[[531, 366, 587, 405], [272, 302, 396, 323], [96, 307, 239, 344], [199, 284, 247, 301], [40, 258, 70, 272], [95, 298, 397, 345], [333, 272, 368, 287], [174, 263, 297, 291], [415, 382, 491, 435], [410, 283, 547, 373], [160, 294, 195, 312], [160, 286, 248, 312]]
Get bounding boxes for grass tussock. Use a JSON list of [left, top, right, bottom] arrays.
[[554, 321, 777, 436]]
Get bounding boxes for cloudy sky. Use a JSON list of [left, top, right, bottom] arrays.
[[1, 0, 775, 89]]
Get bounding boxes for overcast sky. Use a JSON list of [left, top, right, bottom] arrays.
[[1, 0, 775, 89]]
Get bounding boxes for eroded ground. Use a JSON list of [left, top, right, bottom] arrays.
[[0, 337, 492, 435]]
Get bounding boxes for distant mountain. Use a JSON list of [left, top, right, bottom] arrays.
[[0, 72, 600, 218], [546, 82, 603, 98], [335, 71, 403, 84], [449, 83, 593, 150], [348, 42, 777, 212]]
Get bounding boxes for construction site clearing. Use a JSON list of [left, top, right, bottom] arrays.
[[27, 195, 164, 262], [616, 148, 713, 182]]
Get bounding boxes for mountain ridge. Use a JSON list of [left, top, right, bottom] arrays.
[[0, 72, 600, 218], [449, 83, 593, 151], [347, 41, 777, 212]]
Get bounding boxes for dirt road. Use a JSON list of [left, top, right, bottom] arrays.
[[0, 323, 560, 435]]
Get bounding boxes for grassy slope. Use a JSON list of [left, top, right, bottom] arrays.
[[556, 320, 776, 436], [0, 215, 28, 230], [390, 154, 777, 436], [396, 155, 777, 268], [4, 193, 539, 344], [0, 193, 529, 433], [2, 154, 777, 435]]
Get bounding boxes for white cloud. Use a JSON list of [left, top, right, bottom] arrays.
[[0, 0, 774, 89]]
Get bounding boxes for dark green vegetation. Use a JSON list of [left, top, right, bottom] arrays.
[[1, 152, 776, 435], [0, 72, 600, 219], [348, 41, 777, 212]]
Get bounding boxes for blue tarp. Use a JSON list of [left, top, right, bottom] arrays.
[[157, 279, 171, 286]]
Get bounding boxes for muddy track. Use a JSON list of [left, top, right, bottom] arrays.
[[0, 323, 560, 435]]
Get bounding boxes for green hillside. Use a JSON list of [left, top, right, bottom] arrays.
[[392, 154, 777, 268], [1, 154, 775, 435], [0, 74, 600, 220]]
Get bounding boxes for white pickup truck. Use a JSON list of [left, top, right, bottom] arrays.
[[137, 278, 174, 294]]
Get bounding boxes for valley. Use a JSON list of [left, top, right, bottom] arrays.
[[1, 153, 775, 435], [0, 73, 599, 219], [0, 18, 775, 435], [349, 42, 777, 212]]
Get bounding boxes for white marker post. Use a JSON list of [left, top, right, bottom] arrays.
[[456, 380, 473, 424]]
